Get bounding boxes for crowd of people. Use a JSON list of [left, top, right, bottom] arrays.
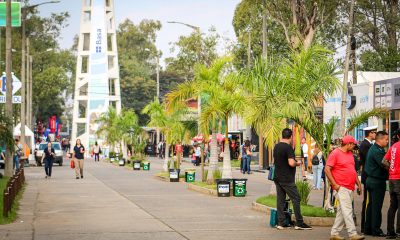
[[272, 125, 400, 240]]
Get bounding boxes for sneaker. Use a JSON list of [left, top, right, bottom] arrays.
[[349, 234, 365, 240], [45, 176, 48, 179], [276, 224, 290, 230], [330, 235, 344, 240], [295, 223, 312, 230]]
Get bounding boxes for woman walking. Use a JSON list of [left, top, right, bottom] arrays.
[[311, 145, 325, 190], [42, 142, 55, 178], [73, 139, 85, 179]]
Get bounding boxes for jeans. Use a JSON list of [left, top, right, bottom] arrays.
[[312, 164, 323, 189], [13, 155, 20, 170], [303, 157, 308, 172], [242, 155, 251, 173], [274, 181, 303, 226], [94, 153, 99, 162], [44, 159, 53, 177], [387, 180, 400, 234]]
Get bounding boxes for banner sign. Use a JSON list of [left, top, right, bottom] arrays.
[[0, 2, 21, 27], [373, 78, 400, 109], [87, 0, 108, 146]]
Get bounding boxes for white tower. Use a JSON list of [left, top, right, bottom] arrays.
[[71, 0, 121, 149]]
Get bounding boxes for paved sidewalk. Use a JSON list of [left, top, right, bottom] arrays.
[[0, 157, 384, 239]]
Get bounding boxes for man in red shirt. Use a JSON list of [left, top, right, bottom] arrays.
[[383, 130, 400, 239], [325, 135, 364, 240]]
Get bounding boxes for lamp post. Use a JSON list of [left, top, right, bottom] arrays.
[[167, 21, 201, 134]]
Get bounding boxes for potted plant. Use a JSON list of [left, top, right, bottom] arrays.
[[109, 151, 116, 162]]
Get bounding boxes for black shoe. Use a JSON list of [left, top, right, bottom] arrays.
[[386, 232, 396, 239], [295, 223, 312, 230], [76, 177, 79, 179], [81, 176, 83, 179], [276, 224, 291, 230], [373, 232, 386, 237]]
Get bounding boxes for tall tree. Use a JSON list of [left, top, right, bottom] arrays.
[[355, 0, 400, 71], [165, 27, 220, 80]]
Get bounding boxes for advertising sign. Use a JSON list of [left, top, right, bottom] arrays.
[[374, 78, 400, 109], [0, 2, 21, 27], [87, 0, 108, 146]]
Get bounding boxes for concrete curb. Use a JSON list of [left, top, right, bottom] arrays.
[[153, 175, 185, 182], [251, 202, 335, 227], [187, 183, 218, 196]]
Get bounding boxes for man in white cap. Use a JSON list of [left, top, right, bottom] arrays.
[[359, 125, 377, 233]]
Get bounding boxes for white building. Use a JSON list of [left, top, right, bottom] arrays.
[[324, 71, 400, 141], [71, 0, 121, 149]]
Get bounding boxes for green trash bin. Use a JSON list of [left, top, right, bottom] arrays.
[[185, 171, 195, 182], [143, 162, 150, 171], [233, 179, 247, 197]]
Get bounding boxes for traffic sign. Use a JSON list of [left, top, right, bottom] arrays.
[[0, 95, 21, 104], [0, 73, 22, 95]]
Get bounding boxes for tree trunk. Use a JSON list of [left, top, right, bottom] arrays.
[[222, 116, 232, 179], [163, 143, 169, 172], [207, 129, 218, 183]]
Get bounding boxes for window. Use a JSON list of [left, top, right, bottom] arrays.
[[108, 56, 114, 70], [83, 33, 90, 51], [81, 56, 89, 73], [84, 0, 92, 7], [77, 123, 86, 137], [78, 101, 87, 118], [84, 11, 91, 22], [109, 78, 115, 96], [109, 101, 116, 109], [106, 0, 111, 7], [79, 83, 88, 96], [107, 34, 112, 51]]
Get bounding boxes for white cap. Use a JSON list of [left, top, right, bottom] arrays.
[[363, 125, 378, 131]]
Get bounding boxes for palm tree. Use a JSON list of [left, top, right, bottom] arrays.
[[117, 110, 146, 159], [96, 107, 120, 152], [166, 56, 245, 181], [142, 98, 196, 171]]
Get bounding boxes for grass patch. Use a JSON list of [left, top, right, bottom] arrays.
[[0, 177, 25, 224], [256, 195, 335, 218], [191, 181, 217, 190]]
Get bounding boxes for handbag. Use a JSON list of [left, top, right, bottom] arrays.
[[70, 160, 75, 169], [268, 165, 275, 181], [311, 155, 320, 165]]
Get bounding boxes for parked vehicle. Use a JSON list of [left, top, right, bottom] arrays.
[[35, 142, 63, 166]]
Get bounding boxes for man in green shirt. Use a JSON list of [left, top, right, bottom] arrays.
[[364, 131, 389, 236]]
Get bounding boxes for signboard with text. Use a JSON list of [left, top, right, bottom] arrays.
[[373, 78, 400, 109], [0, 2, 21, 27]]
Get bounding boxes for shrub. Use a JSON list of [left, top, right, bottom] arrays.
[[296, 181, 311, 205], [109, 152, 116, 158], [213, 169, 222, 180], [202, 170, 208, 182]]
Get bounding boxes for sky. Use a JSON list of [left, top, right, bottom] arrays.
[[30, 0, 241, 65]]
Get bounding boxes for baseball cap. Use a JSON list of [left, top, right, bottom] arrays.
[[342, 135, 358, 145]]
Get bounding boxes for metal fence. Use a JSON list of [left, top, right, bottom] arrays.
[[3, 168, 25, 217]]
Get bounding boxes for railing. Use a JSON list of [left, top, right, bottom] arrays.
[[3, 168, 25, 217]]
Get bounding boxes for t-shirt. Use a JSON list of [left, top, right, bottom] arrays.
[[175, 144, 183, 153], [195, 147, 201, 157], [326, 148, 357, 190], [302, 143, 309, 158], [74, 145, 85, 160], [273, 142, 296, 183], [384, 142, 400, 180]]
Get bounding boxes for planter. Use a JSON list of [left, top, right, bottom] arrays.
[[110, 157, 115, 162], [133, 161, 141, 170], [169, 169, 180, 182], [216, 179, 231, 197], [143, 162, 150, 171]]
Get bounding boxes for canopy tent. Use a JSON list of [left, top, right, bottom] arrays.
[[13, 123, 35, 151]]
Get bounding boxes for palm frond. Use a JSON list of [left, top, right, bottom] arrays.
[[346, 108, 389, 134]]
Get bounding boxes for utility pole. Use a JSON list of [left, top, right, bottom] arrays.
[[20, 8, 27, 153], [5, 0, 13, 177], [260, 5, 268, 170], [339, 0, 355, 136], [26, 38, 30, 128], [156, 51, 160, 144]]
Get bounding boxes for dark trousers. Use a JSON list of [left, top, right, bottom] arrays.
[[94, 153, 99, 161], [388, 180, 400, 234], [44, 159, 53, 177], [364, 178, 386, 235], [361, 171, 368, 233], [275, 181, 303, 226], [195, 156, 200, 166]]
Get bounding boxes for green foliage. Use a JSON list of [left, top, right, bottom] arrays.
[[296, 181, 311, 205], [191, 181, 217, 190], [165, 27, 220, 80], [212, 169, 222, 181], [109, 152, 116, 158], [256, 195, 335, 218], [202, 169, 208, 182]]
